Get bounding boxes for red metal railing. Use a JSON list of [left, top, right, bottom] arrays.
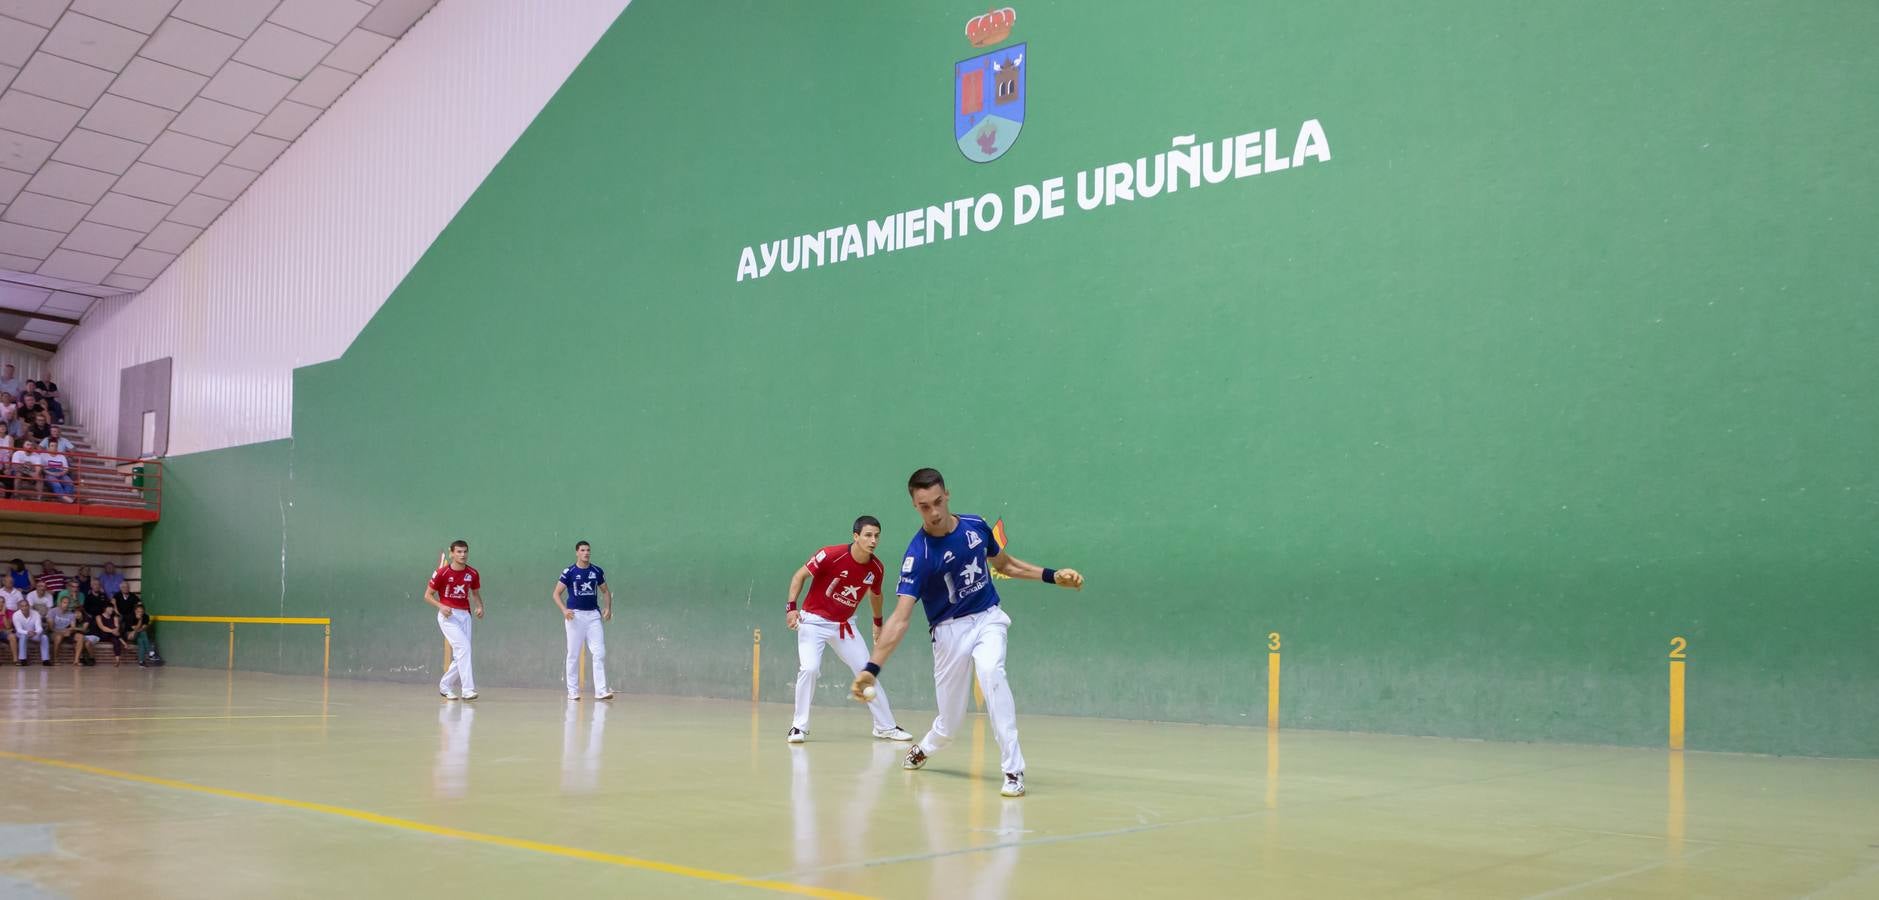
[[0, 449, 162, 521]]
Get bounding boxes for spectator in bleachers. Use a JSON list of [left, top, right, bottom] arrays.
[[80, 580, 108, 620], [7, 559, 30, 592], [0, 391, 16, 428], [99, 562, 124, 598], [28, 410, 51, 443], [0, 364, 20, 401], [126, 599, 160, 666], [0, 432, 13, 498], [91, 601, 129, 665], [0, 608, 12, 662], [37, 376, 64, 424], [114, 589, 141, 632], [1, 579, 21, 615], [38, 560, 66, 596], [11, 442, 41, 499], [49, 595, 89, 666], [73, 576, 102, 619], [42, 425, 72, 455], [11, 601, 49, 666], [42, 445, 75, 503], [25, 584, 54, 616]]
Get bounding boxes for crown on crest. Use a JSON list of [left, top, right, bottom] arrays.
[[965, 7, 1016, 47]]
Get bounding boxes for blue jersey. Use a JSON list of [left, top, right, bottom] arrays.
[[558, 564, 606, 611], [897, 514, 1002, 625]]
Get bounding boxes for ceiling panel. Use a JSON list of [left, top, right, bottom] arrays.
[[235, 23, 333, 79], [60, 221, 144, 257], [3, 191, 89, 230], [79, 94, 177, 142], [0, 90, 87, 142], [0, 0, 442, 345], [70, 0, 182, 34], [11, 53, 116, 107], [49, 128, 145, 174], [23, 160, 114, 204], [172, 0, 278, 40], [113, 161, 200, 204], [40, 13, 147, 70]]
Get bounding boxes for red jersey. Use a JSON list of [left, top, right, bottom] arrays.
[[428, 564, 480, 609], [800, 544, 883, 623]]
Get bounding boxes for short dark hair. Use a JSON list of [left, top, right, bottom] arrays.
[[852, 515, 880, 534], [907, 468, 945, 494], [575, 540, 590, 550], [449, 540, 469, 551]]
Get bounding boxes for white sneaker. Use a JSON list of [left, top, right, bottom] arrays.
[[903, 746, 928, 770], [1001, 771, 1026, 797], [872, 725, 914, 741], [440, 690, 459, 701], [461, 690, 479, 701], [786, 727, 807, 743], [567, 694, 581, 701], [595, 691, 615, 701]]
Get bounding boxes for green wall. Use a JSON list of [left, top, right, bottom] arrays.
[[142, 0, 1879, 757]]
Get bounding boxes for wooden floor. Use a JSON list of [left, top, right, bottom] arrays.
[[1, 667, 1874, 898]]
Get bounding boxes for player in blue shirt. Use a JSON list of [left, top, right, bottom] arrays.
[[553, 540, 614, 701], [851, 467, 1083, 797]]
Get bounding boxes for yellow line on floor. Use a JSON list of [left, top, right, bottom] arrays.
[[0, 714, 335, 724], [0, 749, 871, 900]]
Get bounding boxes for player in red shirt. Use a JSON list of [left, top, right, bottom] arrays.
[[783, 516, 912, 743], [426, 539, 483, 700]]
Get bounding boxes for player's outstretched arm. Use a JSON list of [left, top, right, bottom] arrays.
[[852, 595, 916, 701], [989, 551, 1083, 589]]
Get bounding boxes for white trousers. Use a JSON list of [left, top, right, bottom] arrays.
[[920, 606, 1025, 775], [14, 628, 47, 660], [437, 608, 475, 694], [564, 609, 608, 697], [793, 611, 896, 732]]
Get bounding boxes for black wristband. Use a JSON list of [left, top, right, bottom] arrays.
[[863, 662, 881, 676], [1041, 568, 1057, 584]]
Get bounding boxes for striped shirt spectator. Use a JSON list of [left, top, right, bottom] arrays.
[[38, 561, 66, 595]]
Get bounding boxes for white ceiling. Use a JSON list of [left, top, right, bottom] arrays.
[[0, 0, 440, 349]]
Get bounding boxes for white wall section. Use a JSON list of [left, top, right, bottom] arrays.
[[50, 0, 631, 456]]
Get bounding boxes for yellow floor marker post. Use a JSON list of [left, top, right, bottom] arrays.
[[443, 638, 452, 671], [322, 624, 331, 679], [751, 628, 762, 702], [1669, 636, 1687, 750], [227, 622, 235, 670], [1266, 632, 1282, 729]]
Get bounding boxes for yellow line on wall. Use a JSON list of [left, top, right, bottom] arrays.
[[0, 714, 333, 724], [154, 615, 332, 625]]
